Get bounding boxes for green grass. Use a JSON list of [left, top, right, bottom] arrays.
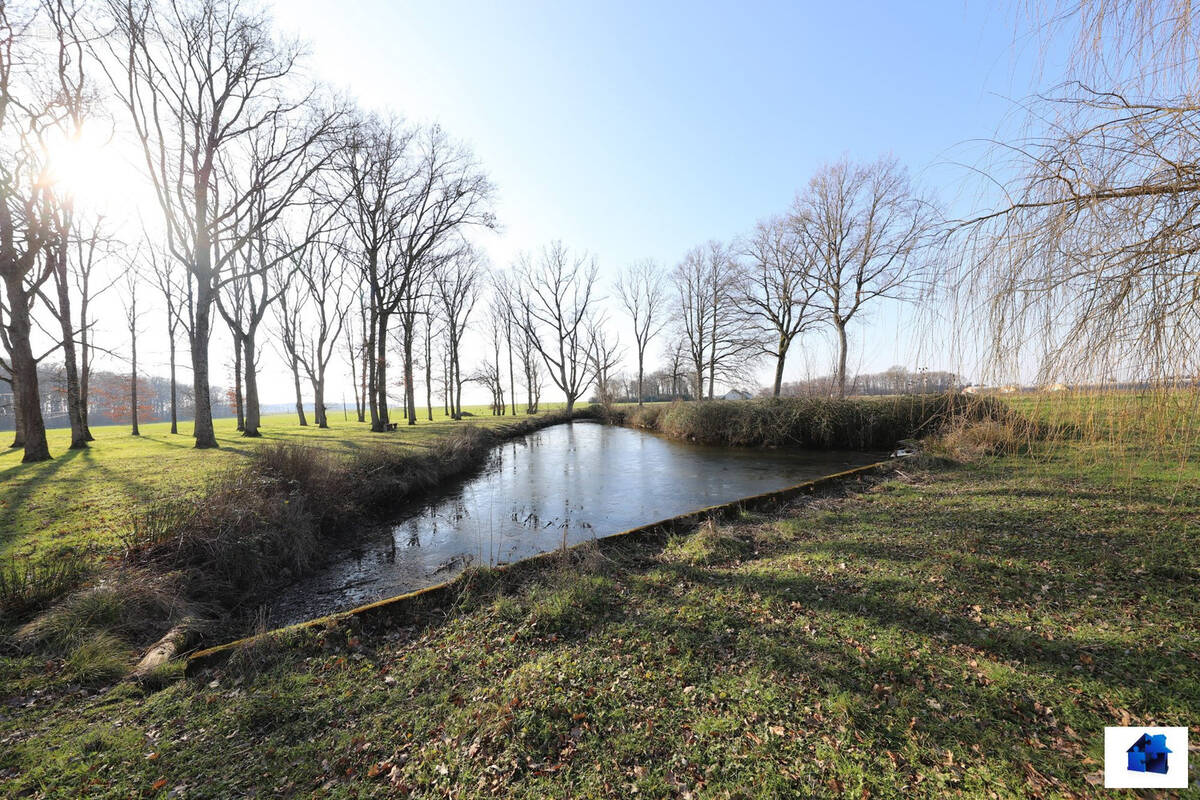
[[1, 444, 1195, 797], [0, 405, 561, 565]]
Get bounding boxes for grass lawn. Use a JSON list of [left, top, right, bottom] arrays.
[[0, 406, 560, 565], [1, 444, 1196, 797]]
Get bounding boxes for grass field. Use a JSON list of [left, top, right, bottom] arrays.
[[0, 406, 558, 565], [1, 444, 1196, 797], [1, 393, 1197, 796]]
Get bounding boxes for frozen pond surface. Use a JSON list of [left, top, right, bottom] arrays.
[[269, 421, 877, 625]]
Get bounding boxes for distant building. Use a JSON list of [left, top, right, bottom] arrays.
[[722, 390, 752, 401], [962, 385, 981, 395]]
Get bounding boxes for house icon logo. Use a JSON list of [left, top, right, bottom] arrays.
[[1104, 726, 1188, 789], [1126, 732, 1171, 774]]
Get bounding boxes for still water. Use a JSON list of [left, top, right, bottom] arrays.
[[269, 421, 876, 625]]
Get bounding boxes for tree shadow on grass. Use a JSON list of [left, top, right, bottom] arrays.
[[0, 447, 86, 551]]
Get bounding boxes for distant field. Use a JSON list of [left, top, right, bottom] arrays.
[[0, 405, 562, 564]]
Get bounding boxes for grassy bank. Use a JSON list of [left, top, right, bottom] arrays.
[[2, 408, 587, 678], [2, 439, 1196, 797], [615, 395, 1014, 450], [0, 406, 564, 567]]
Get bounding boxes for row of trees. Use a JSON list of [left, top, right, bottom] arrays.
[[467, 156, 935, 412], [1, 0, 942, 465]]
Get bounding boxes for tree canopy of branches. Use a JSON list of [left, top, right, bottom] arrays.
[[739, 216, 820, 397], [514, 242, 601, 414], [672, 241, 759, 401], [796, 156, 933, 398], [615, 259, 667, 406], [103, 0, 343, 447]]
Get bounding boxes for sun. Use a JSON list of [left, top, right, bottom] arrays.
[[42, 124, 134, 213]]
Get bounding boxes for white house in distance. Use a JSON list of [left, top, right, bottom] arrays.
[[722, 390, 753, 401]]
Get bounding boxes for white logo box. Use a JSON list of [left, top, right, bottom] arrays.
[[1103, 726, 1189, 789]]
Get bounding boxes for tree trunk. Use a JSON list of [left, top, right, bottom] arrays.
[[9, 372, 24, 449], [233, 341, 245, 432], [79, 293, 93, 440], [292, 359, 308, 426], [169, 338, 180, 438], [3, 278, 50, 462], [52, 251, 87, 449], [636, 353, 645, 407], [358, 336, 367, 423], [190, 276, 219, 449], [834, 320, 848, 399], [313, 375, 327, 428], [773, 336, 789, 398], [242, 334, 262, 437], [372, 310, 389, 431], [130, 323, 140, 437], [403, 320, 417, 426]]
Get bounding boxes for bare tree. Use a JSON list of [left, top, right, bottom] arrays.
[[434, 244, 483, 420], [41, 0, 95, 450], [140, 237, 187, 433], [514, 242, 601, 414], [122, 269, 142, 436], [796, 156, 933, 398], [102, 0, 342, 447], [586, 320, 622, 406], [274, 274, 308, 426], [293, 239, 350, 428], [339, 115, 413, 432], [615, 259, 667, 406], [0, 3, 58, 461], [392, 126, 494, 426], [740, 216, 820, 397], [672, 241, 758, 400]]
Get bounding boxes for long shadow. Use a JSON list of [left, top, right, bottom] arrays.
[[0, 447, 86, 551], [650, 560, 1197, 711]]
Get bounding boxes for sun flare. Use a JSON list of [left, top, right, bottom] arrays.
[[42, 125, 128, 210]]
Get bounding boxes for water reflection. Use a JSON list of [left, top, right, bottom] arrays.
[[268, 421, 876, 625]]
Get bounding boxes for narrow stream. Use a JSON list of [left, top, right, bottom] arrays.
[[268, 421, 878, 625]]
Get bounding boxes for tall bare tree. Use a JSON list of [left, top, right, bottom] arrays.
[[796, 157, 933, 398], [0, 3, 58, 461], [514, 242, 601, 414], [586, 320, 622, 406], [434, 244, 483, 420], [672, 241, 757, 400], [274, 274, 308, 426], [740, 216, 820, 397], [147, 240, 187, 433], [339, 114, 413, 432], [294, 239, 350, 428], [123, 269, 142, 436], [615, 259, 667, 406], [102, 0, 341, 447], [392, 126, 494, 426]]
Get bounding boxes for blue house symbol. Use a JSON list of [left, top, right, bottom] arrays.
[[1127, 732, 1171, 774]]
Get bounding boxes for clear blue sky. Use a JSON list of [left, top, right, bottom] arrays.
[[265, 1, 1060, 396]]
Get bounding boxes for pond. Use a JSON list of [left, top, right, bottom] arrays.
[[268, 421, 878, 625]]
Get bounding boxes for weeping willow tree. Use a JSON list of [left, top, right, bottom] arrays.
[[954, 1, 1200, 466]]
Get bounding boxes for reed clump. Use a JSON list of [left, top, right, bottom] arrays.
[[645, 394, 1010, 450]]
